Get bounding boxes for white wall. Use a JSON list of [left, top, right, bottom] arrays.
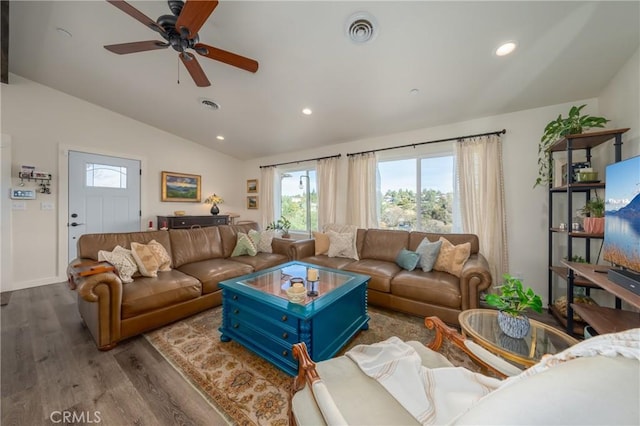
[[1, 74, 245, 291]]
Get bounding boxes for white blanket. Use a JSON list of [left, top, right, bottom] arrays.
[[346, 337, 501, 425]]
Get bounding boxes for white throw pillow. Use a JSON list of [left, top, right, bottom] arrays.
[[248, 229, 274, 253], [327, 230, 358, 259], [98, 245, 138, 283], [324, 224, 359, 260]]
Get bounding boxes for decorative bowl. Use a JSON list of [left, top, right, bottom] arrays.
[[174, 210, 186, 216], [577, 171, 598, 182], [286, 281, 306, 304]]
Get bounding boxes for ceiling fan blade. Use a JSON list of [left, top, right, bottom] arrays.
[[104, 40, 169, 55], [195, 43, 259, 73], [176, 0, 218, 39], [106, 0, 165, 34], [180, 52, 211, 87]]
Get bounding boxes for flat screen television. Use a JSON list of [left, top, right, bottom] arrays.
[[603, 155, 640, 295]]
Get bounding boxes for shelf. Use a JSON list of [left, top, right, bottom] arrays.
[[548, 128, 629, 152], [563, 261, 640, 309], [550, 266, 601, 288], [549, 229, 604, 238], [550, 182, 605, 192], [548, 304, 587, 336], [570, 303, 640, 335]]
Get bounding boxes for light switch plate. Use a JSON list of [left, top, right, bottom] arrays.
[[12, 201, 26, 210], [41, 202, 55, 210]]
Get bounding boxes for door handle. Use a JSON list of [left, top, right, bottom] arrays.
[[69, 222, 85, 227]]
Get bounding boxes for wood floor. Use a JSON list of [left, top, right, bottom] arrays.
[[1, 282, 229, 426]]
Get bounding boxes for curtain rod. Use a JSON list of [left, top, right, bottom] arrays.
[[260, 154, 342, 169], [346, 129, 506, 157]]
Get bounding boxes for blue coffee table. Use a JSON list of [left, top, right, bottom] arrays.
[[219, 261, 370, 376]]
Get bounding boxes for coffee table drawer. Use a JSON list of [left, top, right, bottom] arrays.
[[227, 319, 297, 369], [227, 301, 299, 344], [226, 292, 296, 328]]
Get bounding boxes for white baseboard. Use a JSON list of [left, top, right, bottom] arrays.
[[1, 275, 65, 292]]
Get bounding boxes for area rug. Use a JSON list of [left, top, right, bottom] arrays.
[[145, 306, 480, 426]]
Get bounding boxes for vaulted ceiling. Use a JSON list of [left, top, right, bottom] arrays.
[[8, 1, 640, 159]]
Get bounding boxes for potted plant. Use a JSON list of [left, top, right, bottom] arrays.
[[535, 105, 609, 187], [580, 195, 605, 234], [266, 216, 291, 238], [485, 274, 543, 339]]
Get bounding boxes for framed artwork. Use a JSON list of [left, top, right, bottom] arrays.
[[247, 179, 258, 193], [247, 196, 258, 209], [161, 171, 201, 202]]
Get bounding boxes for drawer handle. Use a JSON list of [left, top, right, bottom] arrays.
[[233, 324, 239, 329], [282, 332, 288, 339], [232, 295, 238, 300], [233, 309, 239, 314], [282, 350, 288, 357], [281, 315, 288, 322]]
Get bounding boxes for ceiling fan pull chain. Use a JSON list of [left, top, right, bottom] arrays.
[[177, 56, 180, 85]]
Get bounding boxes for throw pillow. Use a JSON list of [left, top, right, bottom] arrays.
[[327, 231, 358, 259], [248, 229, 274, 253], [147, 240, 172, 271], [415, 238, 443, 272], [97, 245, 138, 283], [313, 231, 330, 255], [395, 248, 420, 271], [324, 224, 359, 260], [231, 232, 258, 257], [433, 237, 471, 278], [130, 242, 161, 277]]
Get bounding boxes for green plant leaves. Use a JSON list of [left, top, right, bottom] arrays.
[[485, 274, 543, 315]]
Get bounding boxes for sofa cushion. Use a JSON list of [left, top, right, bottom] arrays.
[[169, 227, 224, 267], [230, 252, 288, 271], [130, 242, 160, 277], [361, 229, 409, 263], [218, 223, 260, 258], [98, 245, 138, 283], [231, 232, 258, 257], [327, 231, 358, 259], [249, 229, 275, 253], [415, 238, 442, 272], [177, 258, 253, 294], [313, 231, 330, 255], [391, 270, 462, 309], [409, 232, 479, 255], [78, 230, 171, 261], [395, 249, 420, 271], [301, 255, 357, 270], [121, 270, 202, 319], [147, 240, 172, 271], [433, 237, 471, 277], [343, 259, 401, 293], [324, 224, 359, 260]]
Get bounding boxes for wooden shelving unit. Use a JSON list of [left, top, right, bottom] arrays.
[[547, 128, 629, 335]]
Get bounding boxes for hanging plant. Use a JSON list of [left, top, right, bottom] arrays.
[[534, 105, 609, 187]]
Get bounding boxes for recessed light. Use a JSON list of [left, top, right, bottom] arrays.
[[302, 108, 312, 115], [198, 97, 220, 110], [495, 41, 517, 56], [409, 88, 420, 95], [216, 135, 225, 141], [56, 27, 73, 38]]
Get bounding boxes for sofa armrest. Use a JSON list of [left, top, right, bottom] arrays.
[[271, 237, 297, 260], [67, 258, 123, 350], [290, 239, 315, 260], [459, 253, 492, 310]]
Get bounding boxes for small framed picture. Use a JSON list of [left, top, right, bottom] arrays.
[[247, 179, 258, 193], [247, 196, 258, 209], [554, 159, 567, 188], [161, 171, 201, 202]]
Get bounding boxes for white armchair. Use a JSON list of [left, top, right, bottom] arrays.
[[291, 318, 639, 425]]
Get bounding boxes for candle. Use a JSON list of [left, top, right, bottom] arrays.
[[307, 268, 319, 282], [292, 282, 303, 289]]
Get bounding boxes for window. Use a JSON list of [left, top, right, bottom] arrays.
[[378, 155, 454, 232], [280, 169, 318, 234], [86, 163, 127, 188]]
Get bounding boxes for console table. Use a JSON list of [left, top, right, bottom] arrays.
[[563, 261, 640, 334], [157, 215, 229, 229]]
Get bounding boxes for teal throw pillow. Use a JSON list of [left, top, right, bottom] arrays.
[[395, 248, 420, 271], [415, 238, 442, 272], [231, 232, 258, 257]]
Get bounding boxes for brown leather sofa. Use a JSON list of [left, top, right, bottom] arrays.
[[290, 229, 492, 325], [67, 223, 293, 350]]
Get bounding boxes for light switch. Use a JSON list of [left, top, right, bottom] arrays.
[[41, 202, 55, 210], [12, 201, 26, 210]]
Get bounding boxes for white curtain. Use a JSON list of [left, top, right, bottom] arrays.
[[260, 166, 277, 229], [317, 156, 339, 229], [347, 153, 378, 228], [454, 134, 508, 284]]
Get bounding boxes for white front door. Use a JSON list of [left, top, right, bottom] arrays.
[[68, 151, 141, 260]]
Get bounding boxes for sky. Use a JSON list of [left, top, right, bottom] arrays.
[[604, 155, 640, 211], [379, 156, 454, 194]]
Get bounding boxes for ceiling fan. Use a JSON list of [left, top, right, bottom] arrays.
[[104, 0, 259, 87]]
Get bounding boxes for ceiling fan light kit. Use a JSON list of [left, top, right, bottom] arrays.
[[104, 0, 259, 87]]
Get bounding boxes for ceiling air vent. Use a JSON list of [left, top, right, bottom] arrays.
[[199, 98, 221, 110], [346, 12, 377, 44]]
